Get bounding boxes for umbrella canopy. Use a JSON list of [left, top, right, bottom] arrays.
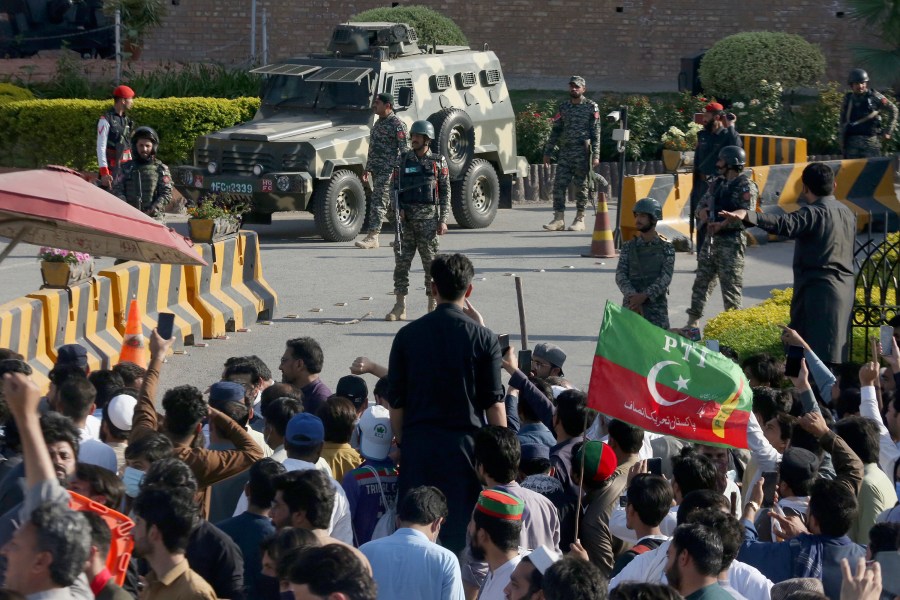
[[0, 166, 206, 266]]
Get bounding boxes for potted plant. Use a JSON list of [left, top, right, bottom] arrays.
[[103, 0, 168, 60], [38, 247, 94, 288], [661, 123, 702, 172], [187, 193, 250, 243]]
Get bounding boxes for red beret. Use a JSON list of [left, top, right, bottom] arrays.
[[113, 85, 135, 99], [705, 102, 724, 112]]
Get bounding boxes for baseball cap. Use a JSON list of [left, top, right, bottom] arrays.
[[705, 101, 724, 112], [779, 447, 817, 490], [106, 394, 137, 431], [475, 489, 524, 520], [527, 545, 562, 575], [113, 85, 135, 99], [208, 381, 245, 411], [358, 405, 392, 460], [533, 343, 566, 374], [285, 413, 325, 447], [376, 92, 394, 105], [575, 440, 618, 483], [521, 443, 550, 463], [569, 75, 586, 87], [56, 344, 88, 370], [336, 375, 368, 411]]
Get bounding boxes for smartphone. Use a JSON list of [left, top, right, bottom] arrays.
[[157, 312, 175, 341], [647, 457, 663, 476], [881, 325, 895, 357], [693, 112, 706, 125], [761, 471, 779, 508], [498, 333, 510, 354], [785, 345, 804, 378], [705, 339, 720, 352], [619, 495, 628, 508], [518, 349, 532, 376]]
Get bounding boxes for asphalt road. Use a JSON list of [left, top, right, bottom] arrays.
[[0, 203, 797, 394]]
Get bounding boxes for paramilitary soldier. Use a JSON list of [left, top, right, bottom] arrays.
[[840, 68, 898, 159], [385, 120, 451, 322], [615, 197, 675, 329], [356, 92, 410, 249], [686, 146, 758, 330], [542, 75, 601, 232], [97, 84, 135, 189], [112, 126, 172, 220]]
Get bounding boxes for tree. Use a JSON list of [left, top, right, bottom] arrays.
[[847, 0, 900, 89], [349, 5, 467, 47]]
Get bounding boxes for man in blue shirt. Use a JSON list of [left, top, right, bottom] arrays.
[[360, 486, 464, 600]]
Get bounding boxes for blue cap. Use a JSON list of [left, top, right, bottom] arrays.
[[56, 344, 88, 369], [286, 413, 325, 447], [521, 443, 550, 463], [208, 381, 245, 410]]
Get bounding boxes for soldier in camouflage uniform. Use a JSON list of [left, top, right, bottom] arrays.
[[112, 126, 172, 220], [686, 146, 758, 329], [840, 68, 898, 159], [386, 120, 451, 321], [615, 197, 675, 329], [356, 92, 410, 249], [542, 75, 601, 232]]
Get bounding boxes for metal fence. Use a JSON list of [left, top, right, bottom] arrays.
[[850, 212, 900, 361]]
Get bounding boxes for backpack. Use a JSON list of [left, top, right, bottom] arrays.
[[365, 466, 398, 540]]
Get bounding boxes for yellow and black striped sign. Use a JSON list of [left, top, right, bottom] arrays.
[[0, 296, 53, 390], [741, 134, 808, 167]]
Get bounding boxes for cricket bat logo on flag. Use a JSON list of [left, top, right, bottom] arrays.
[[589, 301, 751, 448]]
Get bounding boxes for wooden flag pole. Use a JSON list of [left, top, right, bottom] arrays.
[[573, 409, 591, 545]]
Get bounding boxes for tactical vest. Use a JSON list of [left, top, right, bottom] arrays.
[[709, 175, 751, 235], [628, 240, 667, 293], [398, 154, 437, 205], [125, 161, 161, 212], [846, 91, 883, 137], [104, 109, 132, 150]]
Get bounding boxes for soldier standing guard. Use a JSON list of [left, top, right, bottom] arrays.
[[542, 75, 601, 232], [615, 198, 675, 329], [97, 85, 135, 189], [112, 126, 172, 220], [356, 92, 409, 249], [840, 68, 898, 159], [385, 120, 451, 322], [685, 146, 758, 333]]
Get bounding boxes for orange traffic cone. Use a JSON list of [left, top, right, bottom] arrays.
[[582, 192, 618, 258], [118, 299, 146, 368]]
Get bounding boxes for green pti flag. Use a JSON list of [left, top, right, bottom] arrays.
[[589, 301, 752, 448]]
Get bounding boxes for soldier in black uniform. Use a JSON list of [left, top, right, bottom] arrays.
[[840, 68, 898, 159], [112, 126, 172, 220], [97, 85, 135, 189]]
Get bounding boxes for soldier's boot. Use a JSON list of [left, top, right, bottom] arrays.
[[355, 232, 380, 249], [427, 295, 437, 312], [567, 211, 586, 231], [385, 294, 407, 321], [543, 211, 565, 231]]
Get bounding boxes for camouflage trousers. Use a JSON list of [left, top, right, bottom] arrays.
[[687, 233, 745, 320], [844, 135, 882, 159], [366, 171, 393, 233], [552, 160, 590, 212], [393, 218, 440, 296], [625, 296, 670, 330]]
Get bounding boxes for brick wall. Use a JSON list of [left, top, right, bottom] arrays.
[[138, 0, 869, 92]]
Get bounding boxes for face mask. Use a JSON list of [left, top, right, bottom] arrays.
[[123, 466, 145, 498]]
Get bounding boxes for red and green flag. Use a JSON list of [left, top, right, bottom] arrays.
[[589, 301, 752, 449]]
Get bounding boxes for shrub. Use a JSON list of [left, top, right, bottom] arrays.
[[0, 97, 260, 170], [0, 83, 33, 104], [349, 5, 468, 46], [515, 101, 556, 164], [699, 32, 825, 99], [730, 81, 788, 136], [791, 81, 845, 154]]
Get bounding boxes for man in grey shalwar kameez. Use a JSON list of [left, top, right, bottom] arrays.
[[719, 162, 856, 364]]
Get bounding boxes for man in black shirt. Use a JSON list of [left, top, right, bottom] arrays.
[[387, 253, 506, 553]]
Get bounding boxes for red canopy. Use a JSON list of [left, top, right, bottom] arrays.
[[0, 166, 206, 266]]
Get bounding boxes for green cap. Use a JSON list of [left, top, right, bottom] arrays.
[[476, 489, 524, 520], [576, 441, 618, 483], [376, 92, 395, 105]]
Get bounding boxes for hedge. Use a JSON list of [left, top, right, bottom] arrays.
[[0, 97, 260, 171], [349, 5, 468, 46]]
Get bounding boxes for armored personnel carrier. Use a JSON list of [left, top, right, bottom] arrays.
[[173, 21, 526, 241]]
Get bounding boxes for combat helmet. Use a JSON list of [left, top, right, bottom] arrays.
[[410, 120, 435, 139], [848, 68, 869, 85], [633, 197, 662, 222], [718, 146, 746, 168], [131, 126, 160, 156]]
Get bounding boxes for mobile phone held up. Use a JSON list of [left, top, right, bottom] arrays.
[[784, 345, 804, 378], [157, 312, 175, 341], [498, 334, 510, 354], [761, 471, 779, 508], [647, 457, 662, 476], [881, 325, 895, 357]]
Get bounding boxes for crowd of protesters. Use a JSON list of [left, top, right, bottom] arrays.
[[0, 252, 896, 600]]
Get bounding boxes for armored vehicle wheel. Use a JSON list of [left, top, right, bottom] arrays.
[[429, 108, 475, 180], [451, 159, 499, 229], [313, 170, 366, 242]]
